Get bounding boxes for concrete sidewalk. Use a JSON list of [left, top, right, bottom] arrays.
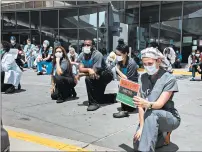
[[2, 70, 202, 151]]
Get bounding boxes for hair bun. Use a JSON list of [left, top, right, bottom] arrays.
[[118, 39, 125, 45]]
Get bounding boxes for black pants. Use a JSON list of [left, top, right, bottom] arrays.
[[174, 61, 181, 68], [85, 69, 113, 105], [51, 75, 76, 100], [1, 71, 13, 92]]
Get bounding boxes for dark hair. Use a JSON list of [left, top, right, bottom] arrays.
[[116, 39, 129, 54], [52, 46, 72, 76], [1, 41, 10, 52], [150, 42, 159, 49], [84, 38, 95, 46]]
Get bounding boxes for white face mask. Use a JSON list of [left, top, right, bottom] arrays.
[[192, 53, 195, 56], [196, 54, 200, 57], [11, 40, 15, 45], [28, 42, 31, 45], [116, 56, 123, 62], [55, 52, 63, 58], [43, 44, 47, 48], [83, 47, 91, 54], [144, 63, 159, 75]]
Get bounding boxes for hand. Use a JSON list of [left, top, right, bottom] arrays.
[[88, 69, 96, 79], [133, 96, 150, 108], [51, 85, 55, 94], [134, 128, 143, 142], [56, 58, 60, 63]]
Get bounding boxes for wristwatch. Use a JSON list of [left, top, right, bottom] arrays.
[[148, 103, 153, 109]]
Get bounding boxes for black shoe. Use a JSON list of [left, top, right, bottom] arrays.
[[18, 83, 21, 90], [56, 98, 65, 103], [113, 111, 129, 118], [72, 89, 77, 98], [87, 104, 100, 111], [5, 86, 15, 94], [37, 72, 43, 75]]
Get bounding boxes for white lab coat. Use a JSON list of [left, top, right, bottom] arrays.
[[163, 47, 176, 64], [1, 53, 22, 88]]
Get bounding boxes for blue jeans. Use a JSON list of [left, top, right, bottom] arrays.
[[27, 56, 35, 68]]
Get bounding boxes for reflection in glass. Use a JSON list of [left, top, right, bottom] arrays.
[[16, 2, 24, 9], [59, 9, 78, 28], [79, 7, 97, 28], [98, 7, 107, 28], [54, 1, 65, 7], [59, 29, 78, 52], [41, 28, 58, 46], [98, 28, 107, 50], [183, 2, 202, 19], [16, 12, 30, 29], [34, 1, 43, 8], [25, 1, 33, 8], [2, 13, 16, 30], [125, 6, 139, 24], [30, 11, 40, 30], [43, 1, 54, 7], [31, 30, 41, 45], [41, 10, 58, 29]]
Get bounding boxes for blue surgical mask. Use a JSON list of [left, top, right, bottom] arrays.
[[144, 63, 158, 75]]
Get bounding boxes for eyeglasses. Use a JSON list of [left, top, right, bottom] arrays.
[[84, 44, 91, 47]]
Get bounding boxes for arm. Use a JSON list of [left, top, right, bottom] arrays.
[[43, 54, 51, 61], [116, 64, 127, 79], [78, 63, 92, 74], [56, 59, 63, 76]]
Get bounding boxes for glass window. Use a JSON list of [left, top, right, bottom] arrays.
[[59, 8, 78, 28], [64, 1, 76, 5], [31, 30, 41, 45], [34, 1, 43, 8], [140, 2, 160, 24], [1, 4, 9, 11], [25, 1, 33, 8], [128, 24, 139, 51], [125, 7, 139, 24], [2, 13, 16, 30], [77, 2, 97, 5], [59, 29, 78, 52], [161, 2, 182, 21], [43, 1, 54, 7], [111, 1, 124, 10], [98, 28, 108, 51], [30, 11, 40, 30], [98, 6, 107, 28], [16, 12, 30, 29], [8, 3, 15, 9], [125, 1, 139, 9], [54, 1, 65, 7], [79, 7, 97, 28], [41, 28, 58, 46], [41, 10, 58, 29], [16, 2, 25, 9], [183, 2, 202, 19]]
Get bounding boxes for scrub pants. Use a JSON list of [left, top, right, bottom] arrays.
[[133, 109, 180, 152], [27, 56, 35, 68], [85, 69, 113, 105], [51, 75, 76, 100]]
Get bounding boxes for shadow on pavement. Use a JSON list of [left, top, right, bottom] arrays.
[[13, 89, 26, 94], [119, 142, 179, 152]]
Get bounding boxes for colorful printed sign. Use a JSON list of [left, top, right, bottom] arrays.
[[116, 79, 140, 108]]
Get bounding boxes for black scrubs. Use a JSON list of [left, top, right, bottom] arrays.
[[51, 59, 76, 100], [77, 50, 113, 105], [118, 57, 139, 112]]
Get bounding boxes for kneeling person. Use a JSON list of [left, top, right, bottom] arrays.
[[78, 39, 113, 111], [51, 46, 77, 103]]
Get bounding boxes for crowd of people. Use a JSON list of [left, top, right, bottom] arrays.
[[1, 35, 202, 151]]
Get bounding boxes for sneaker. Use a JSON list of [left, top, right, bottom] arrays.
[[87, 104, 100, 111], [56, 98, 65, 103], [113, 111, 129, 118], [190, 77, 195, 81], [5, 86, 15, 94], [37, 72, 43, 75], [164, 132, 171, 145]]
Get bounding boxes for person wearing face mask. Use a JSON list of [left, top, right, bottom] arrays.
[[67, 47, 79, 76], [133, 47, 180, 152], [23, 38, 36, 69], [51, 46, 77, 103], [10, 36, 24, 71], [113, 39, 139, 118], [163, 47, 176, 70], [77, 38, 114, 111], [37, 40, 53, 75], [1, 41, 22, 94], [190, 50, 202, 81], [174, 50, 182, 68]]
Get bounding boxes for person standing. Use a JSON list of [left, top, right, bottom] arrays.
[[23, 38, 36, 69], [113, 39, 139, 118], [51, 46, 77, 103], [1, 41, 22, 93], [77, 39, 114, 111], [133, 47, 180, 151]]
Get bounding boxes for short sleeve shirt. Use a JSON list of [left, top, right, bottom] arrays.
[[118, 58, 139, 82], [53, 59, 69, 76], [77, 50, 106, 70]]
